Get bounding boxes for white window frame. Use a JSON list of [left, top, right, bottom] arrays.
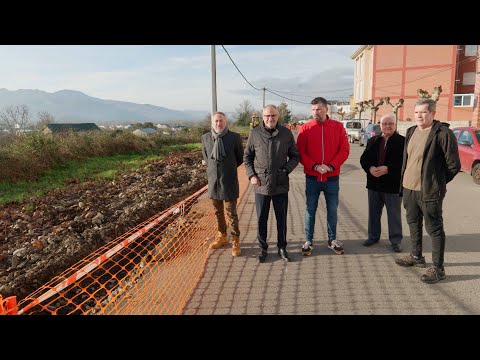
[[453, 93, 474, 107]]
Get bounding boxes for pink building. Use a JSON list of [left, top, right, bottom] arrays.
[[351, 45, 479, 128]]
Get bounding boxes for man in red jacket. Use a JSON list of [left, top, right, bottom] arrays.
[[296, 97, 350, 255]]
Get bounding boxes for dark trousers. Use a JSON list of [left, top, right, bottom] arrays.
[[211, 199, 240, 237], [367, 189, 403, 245], [403, 188, 446, 269], [255, 192, 288, 250]]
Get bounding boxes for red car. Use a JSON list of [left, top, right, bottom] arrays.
[[452, 127, 480, 185]]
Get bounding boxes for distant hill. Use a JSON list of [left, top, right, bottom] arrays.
[[0, 88, 209, 124]]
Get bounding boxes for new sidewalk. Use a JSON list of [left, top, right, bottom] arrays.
[[183, 144, 480, 315]]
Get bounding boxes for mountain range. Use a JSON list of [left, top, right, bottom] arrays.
[[0, 88, 210, 124]]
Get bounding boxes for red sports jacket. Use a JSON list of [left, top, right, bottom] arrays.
[[296, 118, 350, 182]]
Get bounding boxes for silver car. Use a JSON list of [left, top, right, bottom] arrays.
[[359, 123, 381, 147]]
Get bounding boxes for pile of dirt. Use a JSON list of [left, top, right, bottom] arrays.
[[0, 150, 207, 301]]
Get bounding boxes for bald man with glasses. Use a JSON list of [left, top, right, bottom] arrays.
[[360, 114, 405, 253]]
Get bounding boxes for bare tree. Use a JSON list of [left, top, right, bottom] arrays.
[[234, 100, 255, 126], [0, 104, 32, 134], [35, 111, 55, 131], [199, 112, 212, 133]]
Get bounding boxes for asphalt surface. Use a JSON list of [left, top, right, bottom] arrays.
[[183, 138, 480, 315]]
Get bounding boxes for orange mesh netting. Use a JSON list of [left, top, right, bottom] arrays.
[[1, 165, 248, 315]]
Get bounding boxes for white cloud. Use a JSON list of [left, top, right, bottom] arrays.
[[0, 45, 358, 114]]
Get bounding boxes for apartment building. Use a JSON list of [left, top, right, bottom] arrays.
[[351, 45, 479, 132]]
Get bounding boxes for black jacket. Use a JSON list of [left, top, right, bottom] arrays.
[[360, 131, 405, 194], [202, 130, 243, 201], [243, 123, 300, 195], [400, 120, 461, 201]]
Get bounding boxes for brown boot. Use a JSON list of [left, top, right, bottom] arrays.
[[231, 236, 241, 256], [210, 232, 228, 249]]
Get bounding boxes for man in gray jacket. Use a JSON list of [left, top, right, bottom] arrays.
[[395, 98, 460, 283], [244, 104, 300, 263], [202, 112, 244, 256]]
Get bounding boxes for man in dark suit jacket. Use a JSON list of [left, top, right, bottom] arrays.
[[360, 114, 405, 252]]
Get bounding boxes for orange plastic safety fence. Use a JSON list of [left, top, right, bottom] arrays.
[[4, 165, 248, 315]]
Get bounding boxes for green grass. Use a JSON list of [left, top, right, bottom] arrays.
[[0, 143, 202, 205]]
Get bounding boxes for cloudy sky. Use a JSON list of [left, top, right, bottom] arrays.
[[0, 45, 359, 115]]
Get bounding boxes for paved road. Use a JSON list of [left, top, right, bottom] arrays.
[[183, 139, 480, 315]]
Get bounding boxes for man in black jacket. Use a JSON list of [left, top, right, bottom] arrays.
[[395, 98, 460, 284], [360, 114, 405, 252], [244, 104, 300, 263], [202, 112, 244, 256]]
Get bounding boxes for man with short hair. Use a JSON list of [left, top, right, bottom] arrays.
[[395, 98, 460, 283], [296, 97, 350, 256], [202, 112, 244, 256], [244, 104, 300, 263], [360, 114, 405, 252]]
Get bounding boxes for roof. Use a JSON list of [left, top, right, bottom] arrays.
[[45, 123, 100, 132], [135, 128, 157, 133]]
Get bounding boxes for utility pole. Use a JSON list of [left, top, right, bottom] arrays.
[[263, 87, 266, 108], [211, 45, 217, 116]]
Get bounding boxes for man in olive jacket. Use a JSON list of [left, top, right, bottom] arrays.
[[395, 98, 460, 284], [243, 104, 300, 263], [202, 112, 244, 256]]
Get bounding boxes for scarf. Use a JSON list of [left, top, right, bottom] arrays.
[[211, 126, 229, 162]]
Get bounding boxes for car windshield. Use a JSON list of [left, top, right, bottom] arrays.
[[346, 122, 362, 129]]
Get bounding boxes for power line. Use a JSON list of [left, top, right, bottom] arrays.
[[265, 55, 478, 98], [267, 86, 354, 97], [265, 88, 311, 105], [221, 45, 477, 108], [220, 45, 262, 91]]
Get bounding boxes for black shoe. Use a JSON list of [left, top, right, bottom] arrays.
[[257, 250, 267, 263], [363, 239, 379, 247], [391, 244, 402, 253], [278, 248, 290, 262]]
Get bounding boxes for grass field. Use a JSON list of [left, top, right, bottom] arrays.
[[0, 143, 201, 205]]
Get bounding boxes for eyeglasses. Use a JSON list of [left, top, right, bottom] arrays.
[[380, 123, 394, 126], [263, 115, 277, 118]]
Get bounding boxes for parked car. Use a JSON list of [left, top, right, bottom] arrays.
[[359, 123, 381, 147], [452, 126, 480, 185], [341, 120, 363, 143]]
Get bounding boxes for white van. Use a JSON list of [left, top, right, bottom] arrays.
[[341, 120, 363, 143]]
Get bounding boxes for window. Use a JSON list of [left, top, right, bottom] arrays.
[[465, 45, 477, 56], [453, 94, 474, 107], [463, 72, 475, 86], [458, 130, 473, 145]]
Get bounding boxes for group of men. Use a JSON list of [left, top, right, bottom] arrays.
[[202, 97, 460, 284]]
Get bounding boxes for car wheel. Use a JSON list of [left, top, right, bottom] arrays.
[[473, 163, 480, 185]]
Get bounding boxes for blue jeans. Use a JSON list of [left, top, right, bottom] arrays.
[[305, 175, 339, 243]]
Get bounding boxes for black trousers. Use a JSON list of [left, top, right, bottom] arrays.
[[255, 192, 288, 250], [403, 188, 446, 269]]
